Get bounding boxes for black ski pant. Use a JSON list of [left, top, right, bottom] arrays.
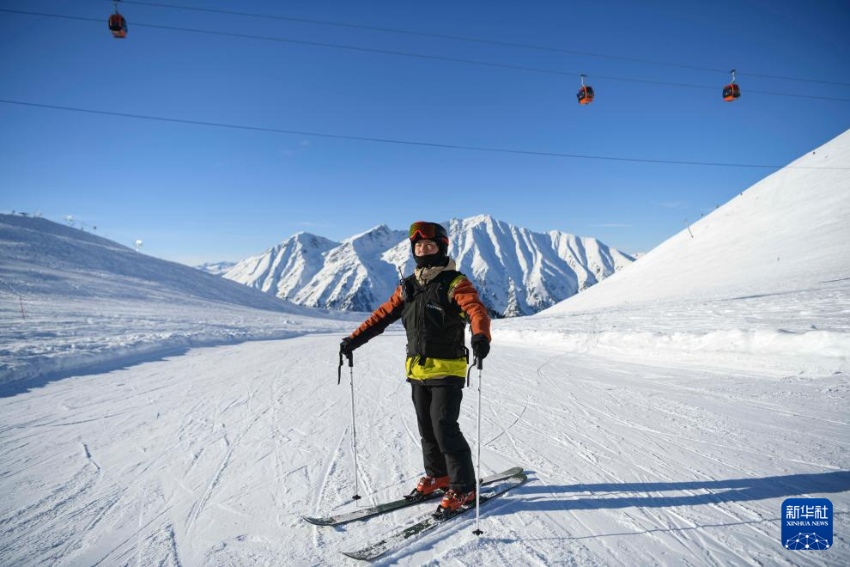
[[410, 383, 476, 492]]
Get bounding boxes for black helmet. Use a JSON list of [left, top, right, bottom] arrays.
[[408, 221, 449, 267]]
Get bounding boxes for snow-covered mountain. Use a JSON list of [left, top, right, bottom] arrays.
[[224, 215, 635, 317], [224, 227, 403, 312]]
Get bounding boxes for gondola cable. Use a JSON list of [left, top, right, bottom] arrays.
[[2, 98, 848, 170]]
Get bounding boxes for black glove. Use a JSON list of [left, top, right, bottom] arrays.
[[471, 333, 490, 360], [340, 337, 354, 357]]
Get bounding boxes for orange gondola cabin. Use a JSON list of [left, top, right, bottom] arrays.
[[577, 85, 594, 105], [722, 69, 740, 102], [108, 12, 127, 38], [722, 82, 740, 102]]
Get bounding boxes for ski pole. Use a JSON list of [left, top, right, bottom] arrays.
[[339, 349, 361, 500], [472, 355, 484, 536]]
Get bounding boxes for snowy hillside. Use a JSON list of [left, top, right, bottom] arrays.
[[0, 130, 848, 566], [223, 215, 634, 317], [545, 133, 850, 312], [0, 213, 356, 389], [196, 261, 237, 276], [496, 129, 850, 375]]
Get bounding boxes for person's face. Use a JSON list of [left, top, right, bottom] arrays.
[[414, 239, 439, 257]]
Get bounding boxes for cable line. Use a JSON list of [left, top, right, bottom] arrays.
[[120, 0, 850, 88], [4, 8, 850, 103], [3, 99, 847, 170]]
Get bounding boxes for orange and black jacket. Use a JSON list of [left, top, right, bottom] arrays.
[[348, 268, 491, 386]]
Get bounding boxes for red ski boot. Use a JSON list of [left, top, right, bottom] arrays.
[[404, 475, 449, 501], [434, 488, 476, 519]]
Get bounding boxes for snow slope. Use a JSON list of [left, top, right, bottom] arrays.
[[0, 213, 357, 390], [0, 130, 848, 566], [543, 131, 850, 311], [496, 128, 850, 379]]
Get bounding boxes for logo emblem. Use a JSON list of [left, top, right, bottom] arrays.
[[782, 498, 832, 550]]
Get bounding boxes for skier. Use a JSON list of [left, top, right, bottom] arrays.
[[339, 221, 491, 515]]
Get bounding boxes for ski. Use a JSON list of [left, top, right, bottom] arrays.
[[340, 472, 527, 561], [302, 466, 522, 527]]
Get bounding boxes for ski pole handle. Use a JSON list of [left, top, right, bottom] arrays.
[[338, 347, 353, 385]]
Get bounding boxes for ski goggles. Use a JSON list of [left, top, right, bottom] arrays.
[[408, 221, 448, 243]]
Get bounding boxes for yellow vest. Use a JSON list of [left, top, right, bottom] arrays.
[[405, 355, 468, 381]]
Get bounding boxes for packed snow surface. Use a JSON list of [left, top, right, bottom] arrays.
[[1, 129, 849, 565]]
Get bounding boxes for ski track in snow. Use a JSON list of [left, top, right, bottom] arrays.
[[0, 333, 847, 566]]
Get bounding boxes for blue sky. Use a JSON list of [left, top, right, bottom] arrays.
[[2, 0, 849, 265]]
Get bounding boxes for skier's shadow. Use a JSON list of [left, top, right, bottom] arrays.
[[494, 470, 850, 514]]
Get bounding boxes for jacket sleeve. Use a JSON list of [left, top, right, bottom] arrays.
[[450, 277, 491, 341], [348, 286, 405, 349]]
